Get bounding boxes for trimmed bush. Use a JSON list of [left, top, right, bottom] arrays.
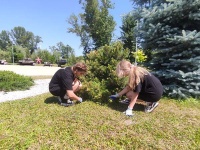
[[0, 71, 34, 92], [79, 42, 129, 103]]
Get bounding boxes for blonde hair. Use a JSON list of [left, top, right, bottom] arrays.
[[116, 60, 150, 90], [73, 62, 87, 73]]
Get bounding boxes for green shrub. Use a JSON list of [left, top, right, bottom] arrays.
[[78, 78, 109, 103], [0, 71, 34, 92], [132, 49, 147, 63], [0, 50, 10, 62], [80, 42, 129, 103]]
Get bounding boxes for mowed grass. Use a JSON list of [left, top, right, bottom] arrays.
[[0, 93, 200, 150]]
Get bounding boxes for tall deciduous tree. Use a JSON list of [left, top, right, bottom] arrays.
[[68, 0, 116, 55], [29, 35, 43, 54], [56, 42, 75, 60], [10, 26, 42, 54], [34, 49, 52, 63], [0, 30, 12, 50], [50, 42, 75, 62], [132, 0, 200, 99], [120, 14, 137, 62], [68, 14, 91, 55]]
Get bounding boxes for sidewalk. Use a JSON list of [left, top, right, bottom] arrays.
[[0, 65, 60, 76]]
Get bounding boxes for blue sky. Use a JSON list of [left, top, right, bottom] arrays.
[[0, 0, 134, 56]]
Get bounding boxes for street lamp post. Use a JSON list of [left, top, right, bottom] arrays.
[[12, 44, 14, 65], [135, 20, 139, 66]]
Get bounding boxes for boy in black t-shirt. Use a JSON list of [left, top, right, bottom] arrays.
[[49, 62, 87, 106], [110, 60, 163, 116]]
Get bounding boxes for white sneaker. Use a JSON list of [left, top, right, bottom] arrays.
[[67, 99, 73, 104], [145, 102, 159, 113], [60, 102, 73, 107], [57, 96, 73, 107]]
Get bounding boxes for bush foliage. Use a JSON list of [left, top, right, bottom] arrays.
[[0, 71, 34, 92], [79, 42, 129, 103]]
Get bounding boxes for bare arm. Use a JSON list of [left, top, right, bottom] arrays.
[[128, 92, 139, 109], [67, 90, 81, 101], [118, 86, 131, 97]]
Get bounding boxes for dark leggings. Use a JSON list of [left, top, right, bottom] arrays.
[[49, 86, 66, 98]]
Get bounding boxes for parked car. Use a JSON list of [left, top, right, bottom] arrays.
[[43, 62, 53, 67], [57, 59, 67, 67], [18, 58, 35, 65], [0, 60, 7, 65]]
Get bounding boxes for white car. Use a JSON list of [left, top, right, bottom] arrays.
[[0, 60, 7, 65]]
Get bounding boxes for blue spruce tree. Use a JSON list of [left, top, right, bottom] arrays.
[[132, 0, 200, 99]]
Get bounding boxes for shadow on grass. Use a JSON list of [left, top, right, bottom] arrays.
[[44, 96, 59, 104], [107, 101, 145, 112]]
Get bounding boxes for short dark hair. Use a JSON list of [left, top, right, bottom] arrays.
[[73, 62, 87, 73]]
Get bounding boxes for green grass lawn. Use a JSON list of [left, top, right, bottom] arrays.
[[0, 93, 200, 150]]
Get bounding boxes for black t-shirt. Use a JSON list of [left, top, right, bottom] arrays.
[[49, 67, 75, 91], [134, 74, 163, 102]]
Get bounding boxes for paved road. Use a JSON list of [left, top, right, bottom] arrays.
[[0, 65, 60, 76]]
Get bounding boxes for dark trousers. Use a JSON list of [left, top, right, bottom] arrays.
[[49, 85, 66, 99]]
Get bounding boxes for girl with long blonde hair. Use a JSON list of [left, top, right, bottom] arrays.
[[110, 60, 163, 116]]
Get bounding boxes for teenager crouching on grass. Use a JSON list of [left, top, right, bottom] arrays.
[[110, 60, 163, 116], [49, 62, 87, 107]]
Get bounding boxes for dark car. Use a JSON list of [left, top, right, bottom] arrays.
[[57, 59, 67, 67]]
